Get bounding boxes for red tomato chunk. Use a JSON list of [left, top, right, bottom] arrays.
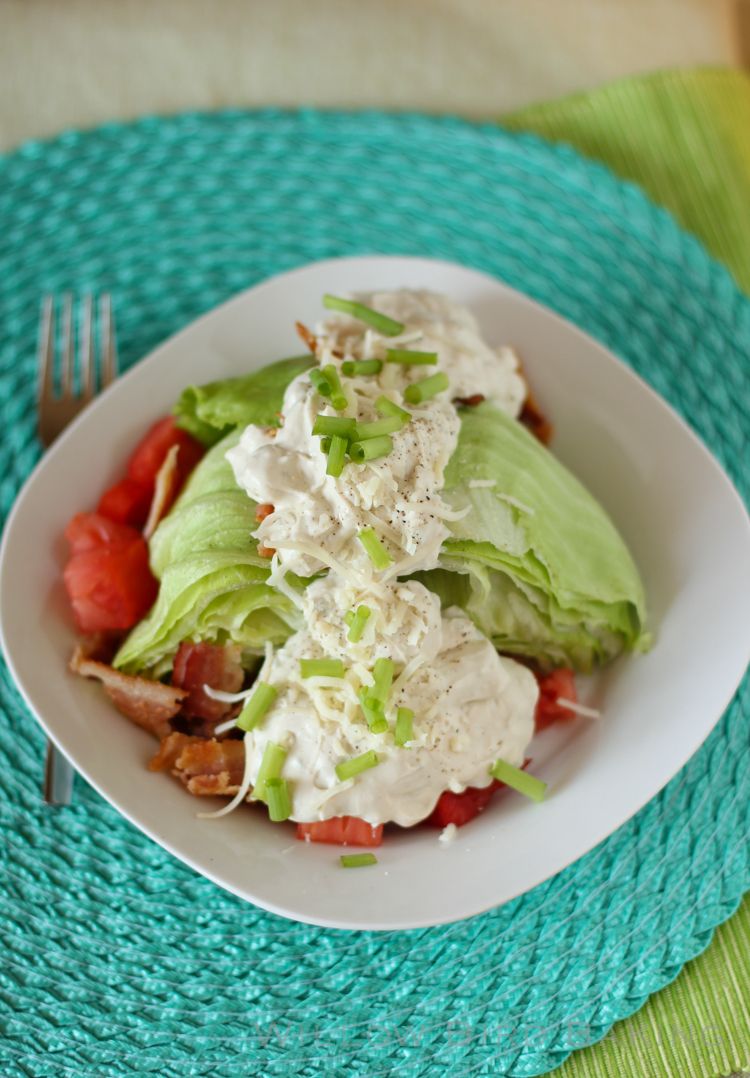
[[97, 477, 153, 528], [127, 416, 204, 489], [426, 780, 504, 828], [535, 668, 577, 732], [296, 816, 384, 847], [64, 534, 157, 633]]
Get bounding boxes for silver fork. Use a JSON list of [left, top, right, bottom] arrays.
[[38, 294, 118, 805]]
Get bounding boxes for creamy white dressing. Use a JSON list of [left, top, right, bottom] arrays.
[[226, 289, 538, 826]]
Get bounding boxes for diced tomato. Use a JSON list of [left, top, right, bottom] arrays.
[[426, 780, 504, 829], [64, 512, 142, 554], [171, 642, 244, 722], [127, 416, 204, 489], [97, 477, 153, 528], [296, 816, 384, 847], [63, 538, 157, 633], [535, 668, 577, 731]]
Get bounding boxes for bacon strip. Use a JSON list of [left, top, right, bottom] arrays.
[[520, 390, 553, 445], [454, 393, 485, 407], [149, 733, 246, 797], [70, 645, 186, 739], [143, 443, 181, 540], [295, 321, 318, 354], [255, 503, 274, 523], [171, 642, 244, 722]]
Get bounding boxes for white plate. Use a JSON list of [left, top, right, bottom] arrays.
[[2, 256, 749, 930]]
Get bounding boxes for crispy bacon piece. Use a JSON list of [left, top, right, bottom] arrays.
[[295, 321, 318, 354], [70, 645, 186, 739], [255, 503, 274, 524], [454, 393, 485, 407], [171, 642, 244, 722], [519, 390, 553, 445], [149, 733, 246, 797], [257, 543, 276, 558]]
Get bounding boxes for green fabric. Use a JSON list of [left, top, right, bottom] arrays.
[[507, 66, 750, 1078]]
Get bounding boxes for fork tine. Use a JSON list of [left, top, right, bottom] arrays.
[[79, 294, 95, 399], [37, 296, 54, 401], [99, 294, 118, 387], [60, 293, 74, 397]]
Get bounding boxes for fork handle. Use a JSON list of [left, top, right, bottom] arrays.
[[44, 740, 75, 805]]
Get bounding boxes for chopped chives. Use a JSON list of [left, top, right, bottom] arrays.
[[236, 682, 278, 732], [319, 436, 332, 454], [404, 371, 450, 405], [386, 348, 438, 366], [309, 368, 333, 398], [326, 434, 347, 478], [321, 365, 347, 411], [375, 395, 411, 423], [300, 658, 346, 679], [323, 294, 405, 337], [265, 778, 292, 822], [394, 706, 414, 747], [489, 759, 547, 803], [340, 853, 377, 868], [335, 750, 380, 782], [370, 658, 393, 705], [341, 359, 383, 377], [347, 604, 371, 643], [302, 657, 346, 679], [349, 435, 393, 463], [253, 741, 287, 801], [354, 415, 406, 440], [357, 528, 393, 569], [312, 415, 357, 439], [358, 689, 386, 731]]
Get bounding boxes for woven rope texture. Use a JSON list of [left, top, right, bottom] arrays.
[[0, 110, 748, 1078]]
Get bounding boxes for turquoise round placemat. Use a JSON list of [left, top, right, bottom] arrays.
[[0, 110, 748, 1078]]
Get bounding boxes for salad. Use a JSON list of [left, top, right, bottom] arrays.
[[63, 290, 649, 860]]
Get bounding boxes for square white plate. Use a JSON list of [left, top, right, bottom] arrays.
[[2, 256, 749, 929]]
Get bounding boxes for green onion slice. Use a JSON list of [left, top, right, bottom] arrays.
[[309, 368, 333, 398], [319, 436, 332, 454], [375, 396, 411, 423], [349, 435, 393, 463], [489, 759, 547, 803], [312, 415, 357, 439], [358, 689, 386, 731], [253, 741, 287, 802], [340, 853, 377, 868], [403, 371, 450, 405], [335, 750, 380, 782], [300, 658, 346, 679], [394, 706, 414, 747], [347, 604, 371, 643], [370, 658, 393, 705], [265, 778, 292, 822], [237, 682, 278, 732], [386, 348, 438, 365], [321, 364, 347, 410], [323, 294, 405, 336], [326, 434, 347, 478], [357, 528, 393, 569], [354, 415, 406, 440], [341, 359, 383, 377]]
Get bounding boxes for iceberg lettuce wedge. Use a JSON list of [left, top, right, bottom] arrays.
[[415, 402, 649, 670], [114, 430, 305, 674]]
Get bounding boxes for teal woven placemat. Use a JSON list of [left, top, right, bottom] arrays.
[[0, 110, 748, 1078]]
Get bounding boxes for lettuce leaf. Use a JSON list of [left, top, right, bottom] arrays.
[[114, 430, 304, 673], [173, 355, 314, 445], [415, 402, 649, 670]]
